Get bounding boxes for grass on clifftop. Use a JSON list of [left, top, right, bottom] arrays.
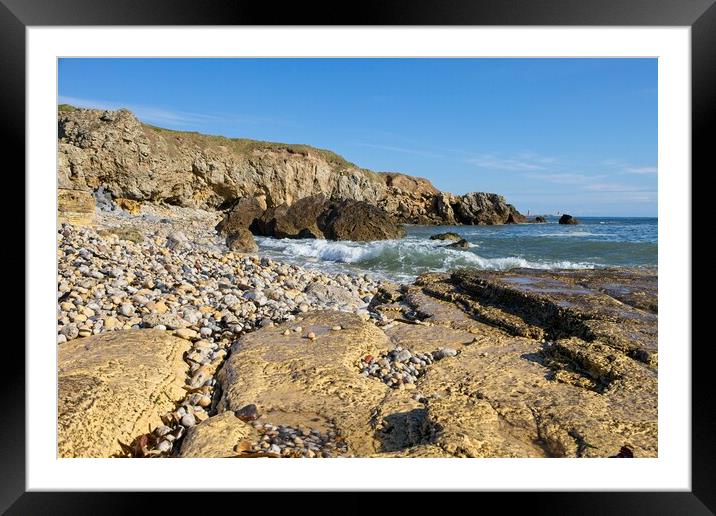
[[58, 103, 359, 169], [144, 124, 357, 168]]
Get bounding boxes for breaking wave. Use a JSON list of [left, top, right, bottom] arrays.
[[256, 236, 596, 282]]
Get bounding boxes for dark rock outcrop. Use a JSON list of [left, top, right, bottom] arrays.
[[252, 195, 405, 241], [430, 232, 462, 242], [215, 197, 264, 237], [559, 214, 579, 225], [447, 238, 470, 249], [533, 216, 546, 223], [255, 194, 329, 239], [320, 199, 407, 241], [455, 193, 526, 225]]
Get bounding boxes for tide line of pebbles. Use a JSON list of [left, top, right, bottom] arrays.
[[57, 211, 381, 456], [360, 346, 458, 388], [240, 422, 350, 458]]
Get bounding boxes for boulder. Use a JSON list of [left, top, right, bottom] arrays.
[[215, 197, 264, 236], [226, 228, 259, 253], [254, 194, 328, 239], [58, 188, 96, 226], [559, 214, 579, 225], [430, 232, 462, 242], [57, 329, 191, 457], [179, 411, 256, 458], [254, 195, 406, 241], [114, 197, 142, 215], [320, 199, 407, 241]]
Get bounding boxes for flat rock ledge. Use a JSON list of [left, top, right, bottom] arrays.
[[56, 249, 657, 458], [212, 267, 657, 458], [58, 329, 191, 458]]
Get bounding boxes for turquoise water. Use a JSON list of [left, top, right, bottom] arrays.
[[257, 216, 657, 283]]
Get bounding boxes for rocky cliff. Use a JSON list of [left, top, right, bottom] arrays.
[[58, 106, 524, 225]]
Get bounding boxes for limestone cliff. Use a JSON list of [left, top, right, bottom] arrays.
[[58, 106, 524, 225]]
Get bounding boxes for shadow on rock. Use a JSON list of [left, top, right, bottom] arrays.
[[375, 408, 443, 453]]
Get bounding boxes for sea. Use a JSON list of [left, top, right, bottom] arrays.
[[256, 216, 657, 283]]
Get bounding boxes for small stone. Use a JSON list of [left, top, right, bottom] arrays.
[[118, 303, 134, 317], [307, 331, 316, 340], [175, 328, 198, 340], [292, 326, 302, 333], [331, 325, 342, 331], [154, 425, 173, 437], [157, 440, 172, 453], [235, 403, 259, 422], [268, 444, 281, 455], [196, 394, 212, 408], [395, 349, 411, 362], [234, 441, 253, 454], [433, 347, 458, 360], [283, 329, 291, 336], [180, 413, 196, 427], [60, 324, 79, 339]]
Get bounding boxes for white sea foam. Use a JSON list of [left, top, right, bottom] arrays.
[[257, 236, 597, 282]]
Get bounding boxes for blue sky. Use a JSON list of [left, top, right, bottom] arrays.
[[58, 58, 657, 217]]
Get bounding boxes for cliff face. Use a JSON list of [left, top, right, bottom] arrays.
[[58, 107, 524, 225]]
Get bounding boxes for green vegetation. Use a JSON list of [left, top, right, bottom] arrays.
[[59, 103, 358, 169], [143, 124, 356, 168]]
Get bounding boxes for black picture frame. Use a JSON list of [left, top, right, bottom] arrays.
[[5, 0, 708, 513]]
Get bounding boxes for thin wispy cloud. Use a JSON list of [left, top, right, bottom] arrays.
[[467, 152, 558, 171], [583, 182, 657, 193], [525, 172, 606, 185], [58, 96, 221, 127], [356, 143, 444, 159], [602, 159, 658, 176], [624, 166, 658, 175], [57, 96, 281, 129]]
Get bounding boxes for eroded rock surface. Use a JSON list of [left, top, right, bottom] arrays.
[[58, 188, 96, 226], [214, 268, 657, 458], [217, 311, 393, 456], [57, 329, 191, 458]]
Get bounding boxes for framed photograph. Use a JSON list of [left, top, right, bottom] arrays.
[[7, 0, 708, 512]]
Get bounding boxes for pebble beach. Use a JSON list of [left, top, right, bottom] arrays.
[[57, 205, 382, 457]]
